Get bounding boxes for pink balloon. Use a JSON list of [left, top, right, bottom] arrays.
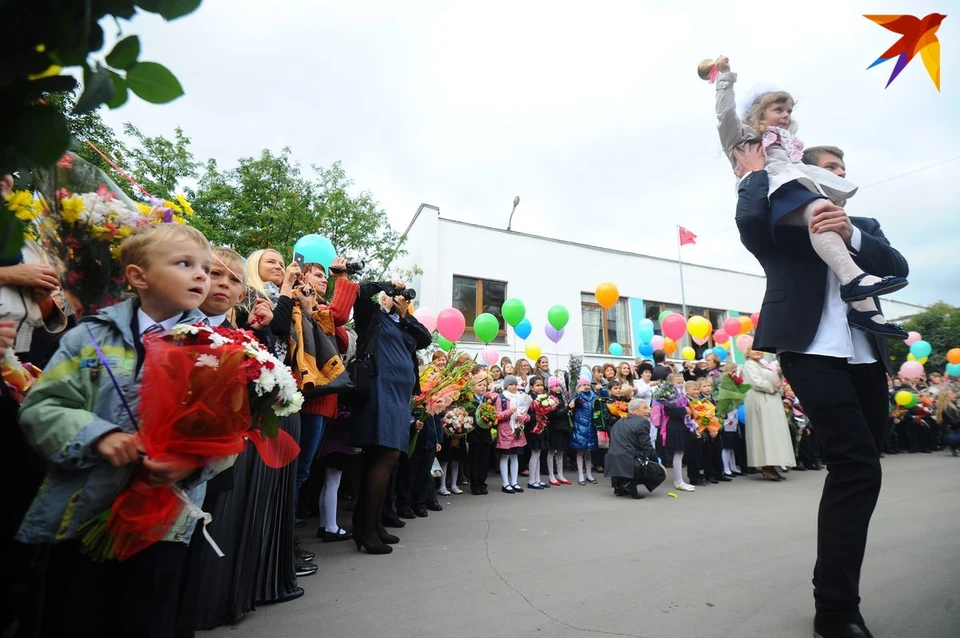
[[736, 335, 754, 353], [751, 312, 761, 328], [713, 329, 730, 345], [436, 308, 465, 342], [661, 313, 687, 341], [899, 361, 924, 379], [414, 307, 436, 333], [723, 317, 742, 336], [650, 335, 665, 350], [693, 335, 709, 346], [904, 331, 921, 346], [482, 346, 499, 366]]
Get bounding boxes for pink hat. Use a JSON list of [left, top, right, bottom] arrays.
[[548, 376, 562, 389], [578, 375, 591, 386]]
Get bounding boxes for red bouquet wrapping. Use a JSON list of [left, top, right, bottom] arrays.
[[81, 324, 304, 561], [531, 395, 559, 435]]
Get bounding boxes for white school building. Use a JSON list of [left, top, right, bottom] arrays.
[[392, 204, 927, 369]]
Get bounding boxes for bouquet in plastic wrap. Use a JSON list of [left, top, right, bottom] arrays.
[[715, 371, 752, 416], [475, 400, 499, 430], [531, 394, 559, 434], [80, 323, 303, 561], [408, 355, 476, 454], [441, 406, 475, 444], [689, 400, 721, 437], [19, 153, 195, 316]]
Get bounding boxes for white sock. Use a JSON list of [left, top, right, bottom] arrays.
[[673, 451, 685, 485], [722, 449, 734, 475], [500, 455, 510, 487], [584, 452, 594, 481], [546, 450, 557, 482], [321, 467, 343, 533], [450, 462, 459, 487], [510, 455, 520, 486], [439, 462, 449, 490], [576, 451, 585, 481]]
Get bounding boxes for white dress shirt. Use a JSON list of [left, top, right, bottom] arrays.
[[205, 314, 227, 327], [136, 308, 181, 343]]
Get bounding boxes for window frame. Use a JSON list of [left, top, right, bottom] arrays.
[[452, 274, 508, 344], [581, 292, 632, 356]]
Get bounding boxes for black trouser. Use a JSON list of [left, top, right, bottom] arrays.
[[413, 446, 438, 508], [799, 431, 821, 468], [686, 433, 704, 482], [779, 354, 887, 625], [397, 440, 436, 510], [468, 438, 491, 491], [702, 435, 723, 480]]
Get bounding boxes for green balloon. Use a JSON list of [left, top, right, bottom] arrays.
[[905, 393, 918, 409], [501, 298, 526, 327], [438, 336, 454, 352], [658, 310, 670, 323], [473, 313, 499, 344], [547, 305, 569, 331]]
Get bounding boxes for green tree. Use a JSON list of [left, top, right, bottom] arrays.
[[123, 123, 200, 200], [889, 302, 960, 372]]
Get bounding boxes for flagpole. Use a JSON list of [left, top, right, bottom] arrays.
[[676, 225, 688, 320]]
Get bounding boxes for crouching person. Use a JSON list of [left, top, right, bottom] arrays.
[[605, 399, 659, 499]]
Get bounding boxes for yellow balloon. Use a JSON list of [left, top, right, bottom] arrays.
[[738, 316, 753, 334], [595, 282, 620, 311], [894, 390, 913, 407], [525, 342, 542, 361], [687, 315, 712, 340], [681, 346, 696, 361], [907, 353, 917, 362], [919, 356, 928, 365]]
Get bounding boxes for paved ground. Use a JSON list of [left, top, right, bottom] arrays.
[[203, 453, 960, 638]]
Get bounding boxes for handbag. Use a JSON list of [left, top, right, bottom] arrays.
[[346, 307, 381, 401], [633, 456, 666, 493], [597, 431, 610, 449], [300, 317, 353, 398]]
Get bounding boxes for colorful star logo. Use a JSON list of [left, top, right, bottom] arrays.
[[865, 13, 946, 91]]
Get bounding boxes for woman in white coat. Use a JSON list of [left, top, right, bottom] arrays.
[[741, 349, 795, 481]]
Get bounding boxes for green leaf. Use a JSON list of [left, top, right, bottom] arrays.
[[259, 411, 279, 439], [105, 71, 129, 109], [74, 64, 116, 114], [136, 0, 203, 20], [105, 35, 141, 70], [9, 104, 72, 166], [126, 62, 184, 104], [0, 210, 26, 261]]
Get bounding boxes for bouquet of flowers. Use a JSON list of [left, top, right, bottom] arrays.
[[511, 393, 532, 437], [689, 400, 721, 437], [652, 382, 696, 432], [531, 394, 559, 434], [80, 322, 304, 561], [442, 406, 475, 439], [408, 355, 476, 454], [715, 371, 752, 416], [1, 351, 42, 404], [476, 399, 499, 430], [9, 153, 195, 317], [607, 400, 629, 420]]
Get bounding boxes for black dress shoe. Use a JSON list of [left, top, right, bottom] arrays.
[[382, 516, 406, 528], [398, 507, 416, 520], [839, 273, 907, 302], [717, 475, 733, 482], [265, 586, 305, 604], [813, 619, 875, 638], [412, 506, 428, 517], [794, 464, 807, 471], [426, 502, 443, 512]]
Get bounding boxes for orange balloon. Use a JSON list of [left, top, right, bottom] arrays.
[[663, 337, 677, 355], [948, 348, 960, 365], [595, 282, 619, 310], [738, 316, 753, 334]]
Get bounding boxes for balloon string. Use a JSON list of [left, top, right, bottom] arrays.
[[83, 139, 154, 199]]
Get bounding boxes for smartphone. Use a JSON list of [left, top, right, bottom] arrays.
[[294, 252, 305, 269]]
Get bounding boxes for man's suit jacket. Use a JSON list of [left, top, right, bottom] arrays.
[[735, 170, 909, 374]]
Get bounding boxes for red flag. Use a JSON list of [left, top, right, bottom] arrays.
[[679, 226, 697, 246]]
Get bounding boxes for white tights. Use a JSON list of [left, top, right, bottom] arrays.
[[440, 461, 459, 490], [546, 450, 567, 482], [673, 451, 687, 486], [528, 450, 542, 486], [721, 448, 740, 475], [499, 454, 519, 487], [576, 451, 594, 481], [320, 467, 343, 534], [791, 200, 884, 323]]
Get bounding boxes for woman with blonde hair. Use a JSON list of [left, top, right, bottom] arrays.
[[936, 388, 960, 455]]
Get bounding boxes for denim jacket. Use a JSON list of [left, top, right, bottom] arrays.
[[17, 299, 228, 545]]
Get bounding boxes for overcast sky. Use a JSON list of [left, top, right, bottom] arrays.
[[101, 0, 959, 307]]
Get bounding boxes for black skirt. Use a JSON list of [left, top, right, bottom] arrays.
[[664, 421, 688, 453], [769, 180, 824, 235], [437, 435, 468, 463], [721, 429, 741, 448], [548, 427, 569, 452], [192, 414, 300, 629], [526, 430, 545, 451]]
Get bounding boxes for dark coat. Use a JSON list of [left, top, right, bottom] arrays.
[[736, 170, 909, 375], [604, 415, 657, 479]]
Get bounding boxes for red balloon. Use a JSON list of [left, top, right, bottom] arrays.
[[713, 329, 730, 345], [723, 317, 742, 336], [751, 312, 761, 329], [661, 313, 687, 341]]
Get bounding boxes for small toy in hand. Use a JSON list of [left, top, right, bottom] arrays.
[[698, 58, 718, 83]]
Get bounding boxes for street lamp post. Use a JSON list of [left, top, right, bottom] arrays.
[[506, 195, 520, 231]]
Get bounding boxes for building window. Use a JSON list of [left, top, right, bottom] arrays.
[[581, 293, 631, 356], [452, 275, 507, 344]]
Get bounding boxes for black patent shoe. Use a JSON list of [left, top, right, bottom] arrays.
[[813, 619, 875, 638], [839, 273, 907, 302], [847, 309, 908, 339]]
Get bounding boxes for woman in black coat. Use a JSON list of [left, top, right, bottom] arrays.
[[349, 281, 432, 554]]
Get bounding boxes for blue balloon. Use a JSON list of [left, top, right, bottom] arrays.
[[638, 318, 655, 342], [638, 341, 654, 357], [609, 342, 623, 357], [292, 234, 336, 272], [909, 340, 932, 359], [581, 366, 592, 379], [737, 404, 747, 425], [514, 317, 532, 340], [946, 362, 960, 377], [713, 346, 728, 361]]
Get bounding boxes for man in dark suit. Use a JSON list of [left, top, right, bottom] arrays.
[[734, 143, 909, 638]]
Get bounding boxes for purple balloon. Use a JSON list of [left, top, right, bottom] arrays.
[[545, 325, 564, 343]]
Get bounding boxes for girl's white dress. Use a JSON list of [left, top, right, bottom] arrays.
[[715, 71, 857, 208]]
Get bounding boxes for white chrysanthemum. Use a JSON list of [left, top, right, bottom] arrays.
[[208, 332, 233, 349], [195, 354, 220, 370], [274, 391, 304, 416], [172, 324, 201, 336], [255, 368, 277, 395]]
